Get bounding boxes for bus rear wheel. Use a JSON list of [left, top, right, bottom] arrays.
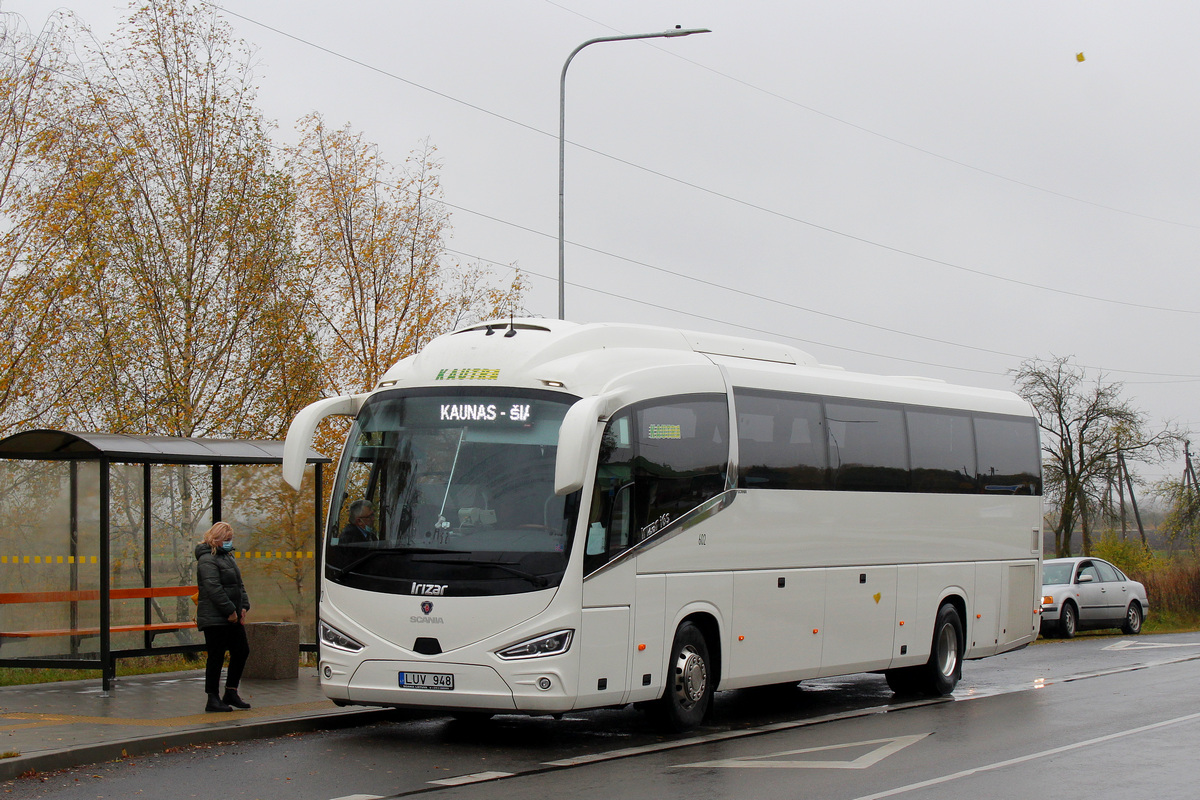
[[657, 622, 713, 732], [889, 603, 963, 696]]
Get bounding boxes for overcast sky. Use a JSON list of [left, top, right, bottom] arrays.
[[13, 0, 1200, 486]]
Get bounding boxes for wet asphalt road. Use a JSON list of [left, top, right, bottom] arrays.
[[4, 631, 1199, 800]]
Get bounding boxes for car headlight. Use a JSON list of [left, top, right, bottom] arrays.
[[320, 620, 364, 653], [496, 629, 574, 660]]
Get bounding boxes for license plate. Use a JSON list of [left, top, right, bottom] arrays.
[[398, 671, 454, 691]]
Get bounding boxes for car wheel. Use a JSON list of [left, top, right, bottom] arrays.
[[656, 621, 713, 732], [1122, 602, 1143, 635], [1060, 601, 1077, 639]]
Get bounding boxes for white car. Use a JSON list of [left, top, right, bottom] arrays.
[[1040, 557, 1149, 638]]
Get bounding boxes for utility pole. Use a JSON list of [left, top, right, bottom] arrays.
[[1115, 452, 1146, 545]]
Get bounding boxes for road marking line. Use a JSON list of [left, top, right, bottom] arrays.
[[541, 701, 945, 768], [849, 711, 1200, 800], [1103, 639, 1200, 651], [428, 771, 514, 786], [681, 733, 930, 770]]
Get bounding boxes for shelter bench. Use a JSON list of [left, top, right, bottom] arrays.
[[0, 586, 198, 643]]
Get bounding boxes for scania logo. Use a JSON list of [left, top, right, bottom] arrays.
[[421, 601, 433, 615]]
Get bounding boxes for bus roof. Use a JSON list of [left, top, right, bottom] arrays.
[[375, 319, 1031, 418]]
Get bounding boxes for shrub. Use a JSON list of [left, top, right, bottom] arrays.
[[1092, 531, 1154, 576], [1138, 557, 1200, 621]]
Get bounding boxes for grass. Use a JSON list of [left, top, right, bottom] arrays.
[[0, 653, 204, 687]]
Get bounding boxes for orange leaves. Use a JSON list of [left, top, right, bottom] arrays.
[[1, 1, 524, 444]]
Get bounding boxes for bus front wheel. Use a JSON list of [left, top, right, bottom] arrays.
[[657, 622, 713, 732]]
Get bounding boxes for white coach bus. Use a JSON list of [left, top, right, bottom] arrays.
[[282, 320, 1042, 730]]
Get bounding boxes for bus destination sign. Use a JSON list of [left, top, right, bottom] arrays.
[[439, 402, 533, 425]]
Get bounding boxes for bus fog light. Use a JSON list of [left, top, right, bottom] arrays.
[[537, 677, 552, 691], [323, 665, 333, 679]]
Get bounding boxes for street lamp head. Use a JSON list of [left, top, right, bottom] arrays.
[[663, 27, 712, 37]]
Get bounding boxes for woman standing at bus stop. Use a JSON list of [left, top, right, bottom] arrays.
[[195, 521, 252, 713]]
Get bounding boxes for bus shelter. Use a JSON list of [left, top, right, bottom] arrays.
[[0, 430, 330, 690]]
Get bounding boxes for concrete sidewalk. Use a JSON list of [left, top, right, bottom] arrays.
[[0, 668, 392, 780]]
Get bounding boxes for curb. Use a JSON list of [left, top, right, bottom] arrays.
[[0, 707, 394, 782]]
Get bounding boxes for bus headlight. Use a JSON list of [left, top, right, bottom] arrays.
[[496, 629, 573, 660], [320, 620, 365, 653]]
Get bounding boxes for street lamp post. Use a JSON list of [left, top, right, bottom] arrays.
[[558, 26, 711, 320]]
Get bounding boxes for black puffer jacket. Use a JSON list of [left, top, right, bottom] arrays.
[[195, 543, 250, 630]]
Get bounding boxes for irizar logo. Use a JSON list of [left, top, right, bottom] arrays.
[[412, 583, 447, 596]]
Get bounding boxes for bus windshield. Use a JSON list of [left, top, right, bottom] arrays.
[[325, 388, 581, 596]]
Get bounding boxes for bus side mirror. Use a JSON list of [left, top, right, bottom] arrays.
[[555, 395, 612, 496], [282, 394, 368, 489]]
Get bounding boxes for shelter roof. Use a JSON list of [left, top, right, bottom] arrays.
[[0, 429, 330, 466]]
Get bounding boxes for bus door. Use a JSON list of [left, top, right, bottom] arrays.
[[576, 418, 637, 708]]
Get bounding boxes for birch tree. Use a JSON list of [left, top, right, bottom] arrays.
[[47, 0, 319, 440], [292, 113, 524, 401], [0, 11, 79, 433]]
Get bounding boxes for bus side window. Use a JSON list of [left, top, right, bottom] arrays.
[[734, 389, 827, 490], [826, 400, 909, 492], [907, 409, 977, 493], [583, 396, 729, 574], [632, 395, 729, 539], [585, 414, 634, 573], [975, 415, 1042, 495]]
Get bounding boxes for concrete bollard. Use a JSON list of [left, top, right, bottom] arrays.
[[242, 621, 300, 679]]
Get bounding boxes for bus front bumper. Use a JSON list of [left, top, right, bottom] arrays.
[[323, 658, 576, 714]]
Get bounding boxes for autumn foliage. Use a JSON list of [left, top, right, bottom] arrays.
[[0, 0, 524, 441], [0, 1, 524, 635]]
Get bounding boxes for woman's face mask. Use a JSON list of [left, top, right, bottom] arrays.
[[221, 540, 235, 552]]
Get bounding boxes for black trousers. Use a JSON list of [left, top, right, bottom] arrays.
[[203, 624, 250, 695]]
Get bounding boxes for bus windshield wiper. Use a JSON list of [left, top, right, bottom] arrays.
[[333, 546, 463, 578], [410, 556, 550, 588], [330, 548, 405, 578]]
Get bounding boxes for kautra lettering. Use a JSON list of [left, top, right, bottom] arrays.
[[435, 368, 501, 381]]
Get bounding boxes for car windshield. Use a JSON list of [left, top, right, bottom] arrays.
[[325, 388, 581, 596], [1043, 562, 1073, 586]]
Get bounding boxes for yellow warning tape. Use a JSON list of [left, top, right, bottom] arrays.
[[1, 552, 314, 565]]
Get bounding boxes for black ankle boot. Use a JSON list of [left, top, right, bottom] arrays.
[[206, 693, 233, 712], [222, 688, 251, 709]]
